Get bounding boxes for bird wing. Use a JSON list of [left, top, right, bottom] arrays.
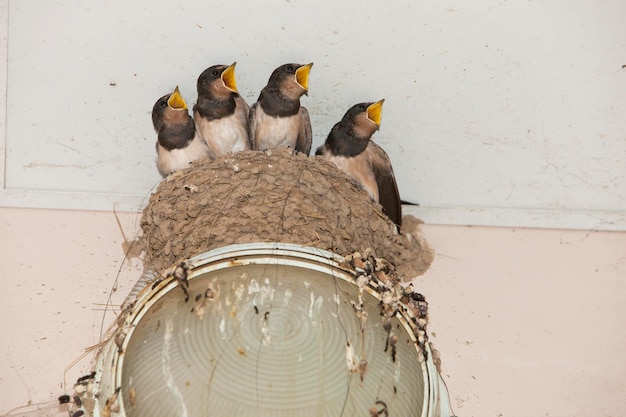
[[192, 111, 211, 149], [296, 106, 313, 155], [235, 96, 251, 142], [236, 95, 250, 119], [367, 142, 402, 229], [248, 102, 259, 150]]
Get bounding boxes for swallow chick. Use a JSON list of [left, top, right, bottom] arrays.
[[316, 100, 402, 229], [194, 62, 251, 157], [249, 62, 313, 155], [152, 86, 211, 177]]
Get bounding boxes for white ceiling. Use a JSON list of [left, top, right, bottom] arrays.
[[1, 0, 624, 230]]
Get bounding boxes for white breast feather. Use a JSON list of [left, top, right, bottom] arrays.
[[254, 110, 301, 150], [325, 153, 378, 202], [198, 116, 249, 156], [156, 134, 209, 176]]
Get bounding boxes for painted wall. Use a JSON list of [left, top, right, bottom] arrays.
[[1, 0, 625, 230], [1, 208, 625, 416]]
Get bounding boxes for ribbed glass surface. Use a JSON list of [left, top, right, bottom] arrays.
[[121, 262, 425, 416]]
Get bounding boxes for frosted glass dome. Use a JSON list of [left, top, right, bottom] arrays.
[[92, 243, 453, 417]]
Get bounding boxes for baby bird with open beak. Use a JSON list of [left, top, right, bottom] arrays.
[[316, 100, 402, 229], [152, 86, 211, 177], [249, 62, 313, 155], [194, 62, 251, 157]]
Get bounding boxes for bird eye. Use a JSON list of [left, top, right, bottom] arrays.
[[286, 65, 294, 72], [161, 100, 168, 107], [358, 104, 367, 111]]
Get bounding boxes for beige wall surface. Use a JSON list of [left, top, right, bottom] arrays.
[[0, 207, 624, 416]]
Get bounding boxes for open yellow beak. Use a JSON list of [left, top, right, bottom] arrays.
[[167, 86, 187, 110], [222, 62, 239, 93], [295, 62, 313, 92], [367, 99, 384, 126]]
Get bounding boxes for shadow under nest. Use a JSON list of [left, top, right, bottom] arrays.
[[140, 148, 434, 280]]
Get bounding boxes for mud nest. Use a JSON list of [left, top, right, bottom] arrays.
[[140, 148, 434, 279]]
